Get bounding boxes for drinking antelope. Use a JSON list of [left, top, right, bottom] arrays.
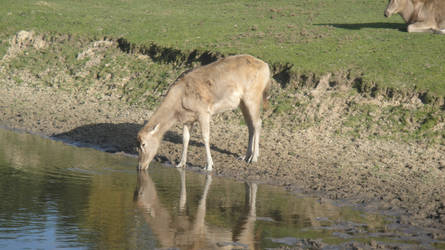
[[137, 54, 270, 171]]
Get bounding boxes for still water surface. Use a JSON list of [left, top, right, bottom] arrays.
[[0, 127, 443, 249]]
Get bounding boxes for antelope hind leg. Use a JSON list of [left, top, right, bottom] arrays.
[[199, 114, 214, 171], [240, 101, 254, 162], [177, 124, 191, 168], [240, 98, 262, 163]]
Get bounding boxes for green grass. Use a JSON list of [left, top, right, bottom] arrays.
[[341, 101, 445, 143], [1, 0, 444, 96], [1, 31, 184, 108]]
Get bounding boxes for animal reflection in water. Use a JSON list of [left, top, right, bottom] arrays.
[[134, 170, 257, 249]]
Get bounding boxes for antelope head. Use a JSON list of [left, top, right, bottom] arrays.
[[384, 0, 407, 17], [137, 124, 160, 170]]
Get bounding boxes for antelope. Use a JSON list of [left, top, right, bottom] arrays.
[[137, 54, 271, 171], [384, 0, 445, 34]]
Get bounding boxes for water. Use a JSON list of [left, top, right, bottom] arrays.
[[0, 127, 443, 249]]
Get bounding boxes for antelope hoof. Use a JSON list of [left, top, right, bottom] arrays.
[[245, 155, 258, 163], [137, 165, 148, 171], [244, 155, 254, 163], [176, 162, 186, 168], [205, 163, 213, 171]]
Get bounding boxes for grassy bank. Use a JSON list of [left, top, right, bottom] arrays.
[[1, 30, 444, 145], [1, 0, 445, 96]]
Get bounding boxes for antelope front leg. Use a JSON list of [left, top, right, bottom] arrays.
[[433, 29, 445, 34], [199, 114, 213, 171], [177, 124, 191, 168], [407, 22, 436, 33], [251, 119, 262, 163]]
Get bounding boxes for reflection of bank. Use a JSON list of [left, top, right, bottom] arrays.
[[134, 170, 257, 249]]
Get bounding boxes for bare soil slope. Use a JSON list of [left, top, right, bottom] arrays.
[[1, 31, 445, 236]]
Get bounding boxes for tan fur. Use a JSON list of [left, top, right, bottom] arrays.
[[385, 0, 445, 34], [137, 54, 271, 171]]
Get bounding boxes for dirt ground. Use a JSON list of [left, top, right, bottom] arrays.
[[1, 76, 445, 237], [1, 31, 445, 242]]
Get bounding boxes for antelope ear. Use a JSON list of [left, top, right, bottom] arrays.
[[150, 123, 160, 135]]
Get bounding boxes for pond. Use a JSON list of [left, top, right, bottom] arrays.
[[0, 127, 443, 249]]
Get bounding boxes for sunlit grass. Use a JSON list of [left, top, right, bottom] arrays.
[[0, 0, 444, 95]]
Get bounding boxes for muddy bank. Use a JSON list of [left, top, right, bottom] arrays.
[[1, 31, 445, 237]]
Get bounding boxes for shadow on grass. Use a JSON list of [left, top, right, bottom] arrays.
[[52, 122, 238, 160], [315, 22, 406, 31], [117, 38, 221, 66]]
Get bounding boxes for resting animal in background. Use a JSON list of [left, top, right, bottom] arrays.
[[137, 54, 271, 171], [384, 0, 445, 34]]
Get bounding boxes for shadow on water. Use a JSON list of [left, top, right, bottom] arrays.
[[315, 22, 406, 31], [52, 123, 238, 159]]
